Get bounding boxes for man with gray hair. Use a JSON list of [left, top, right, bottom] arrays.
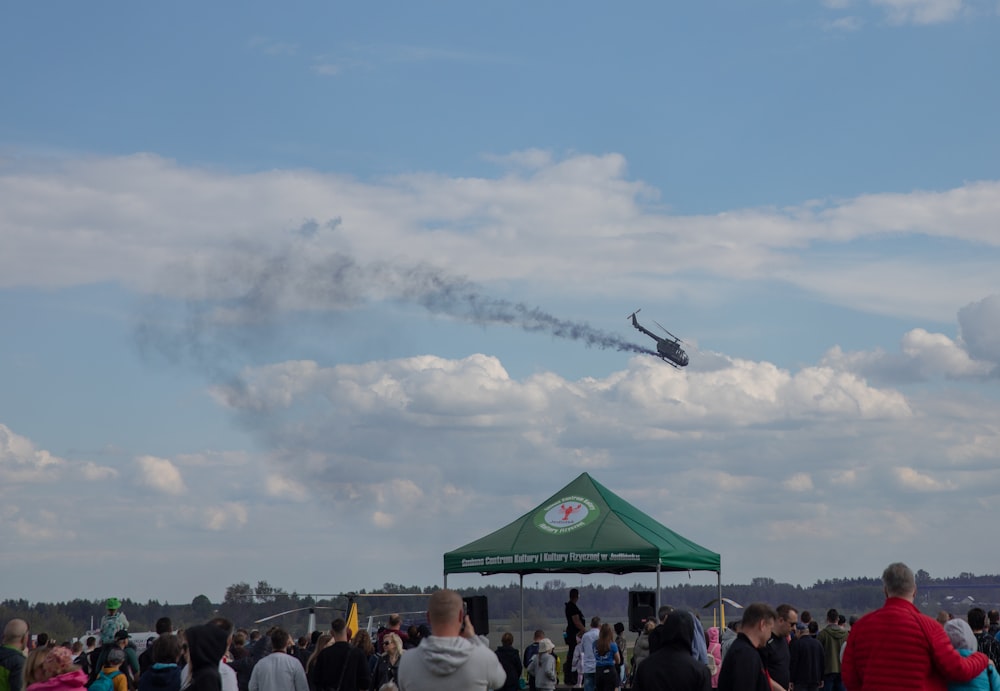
[[841, 562, 989, 691]]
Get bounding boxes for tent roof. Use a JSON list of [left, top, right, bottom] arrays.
[[444, 473, 720, 576]]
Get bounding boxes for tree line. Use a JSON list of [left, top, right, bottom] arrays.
[[7, 571, 1000, 644]]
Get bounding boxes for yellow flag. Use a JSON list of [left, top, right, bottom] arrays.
[[346, 601, 360, 638]]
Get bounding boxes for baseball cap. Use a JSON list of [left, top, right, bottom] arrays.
[[114, 630, 130, 641]]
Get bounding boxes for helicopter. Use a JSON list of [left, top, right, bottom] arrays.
[[628, 309, 689, 368]]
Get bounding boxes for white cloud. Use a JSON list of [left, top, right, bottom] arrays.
[[80, 461, 119, 481], [0, 424, 65, 482], [204, 502, 249, 531], [893, 466, 955, 491], [372, 511, 395, 528], [265, 475, 309, 502], [822, 297, 1000, 383], [1, 154, 998, 323], [136, 455, 187, 495]]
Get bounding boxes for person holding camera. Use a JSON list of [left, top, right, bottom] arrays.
[[397, 589, 505, 691]]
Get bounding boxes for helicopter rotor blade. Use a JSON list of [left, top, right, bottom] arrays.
[[651, 319, 684, 343]]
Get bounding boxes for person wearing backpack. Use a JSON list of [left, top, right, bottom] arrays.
[[90, 600, 131, 686], [92, 648, 127, 691], [101, 601, 129, 647]]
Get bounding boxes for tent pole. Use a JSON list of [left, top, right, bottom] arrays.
[[717, 571, 723, 628], [444, 572, 448, 589], [519, 573, 525, 656], [656, 565, 661, 612]]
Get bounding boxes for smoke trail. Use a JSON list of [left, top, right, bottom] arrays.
[[134, 242, 657, 375]]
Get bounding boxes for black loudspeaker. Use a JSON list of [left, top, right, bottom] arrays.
[[463, 595, 489, 635], [628, 591, 657, 632]]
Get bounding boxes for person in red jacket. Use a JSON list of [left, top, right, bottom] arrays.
[[841, 562, 990, 691]]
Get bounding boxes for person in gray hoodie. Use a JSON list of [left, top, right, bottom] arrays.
[[397, 590, 506, 691]]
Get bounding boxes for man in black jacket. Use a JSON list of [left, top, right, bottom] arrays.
[[310, 618, 370, 691], [718, 603, 776, 691], [790, 623, 824, 691], [761, 604, 798, 691], [633, 611, 710, 691]]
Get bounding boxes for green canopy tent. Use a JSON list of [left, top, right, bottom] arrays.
[[443, 472, 722, 647]]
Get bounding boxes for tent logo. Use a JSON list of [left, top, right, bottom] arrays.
[[535, 495, 599, 534]]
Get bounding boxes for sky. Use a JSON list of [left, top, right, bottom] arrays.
[[2, 0, 1000, 606]]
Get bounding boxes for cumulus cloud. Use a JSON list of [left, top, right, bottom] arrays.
[[215, 352, 911, 429], [136, 455, 187, 495], [822, 297, 1000, 383], [0, 424, 65, 482], [958, 295, 1000, 365]]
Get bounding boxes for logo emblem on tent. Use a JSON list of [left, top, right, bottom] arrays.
[[535, 495, 599, 534]]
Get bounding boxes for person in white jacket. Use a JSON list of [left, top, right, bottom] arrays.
[[397, 589, 506, 691], [249, 629, 308, 691]]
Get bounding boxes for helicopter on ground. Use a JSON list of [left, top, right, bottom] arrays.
[[628, 309, 689, 368]]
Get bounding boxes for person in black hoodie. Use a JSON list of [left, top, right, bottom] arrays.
[[633, 611, 711, 691], [186, 625, 229, 691]]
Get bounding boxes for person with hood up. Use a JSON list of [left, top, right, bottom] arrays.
[[138, 634, 182, 691], [632, 611, 710, 691], [397, 589, 506, 691], [25, 647, 87, 691], [185, 624, 229, 691], [527, 639, 557, 691], [706, 627, 721, 688], [943, 619, 1000, 691]]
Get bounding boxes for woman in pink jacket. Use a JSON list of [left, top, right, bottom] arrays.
[[27, 646, 88, 691]]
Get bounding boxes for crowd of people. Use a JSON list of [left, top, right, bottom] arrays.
[[555, 566, 1000, 691], [0, 598, 432, 691], [3, 567, 1000, 691]]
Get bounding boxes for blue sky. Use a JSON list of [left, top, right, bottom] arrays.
[[2, 0, 1000, 606]]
